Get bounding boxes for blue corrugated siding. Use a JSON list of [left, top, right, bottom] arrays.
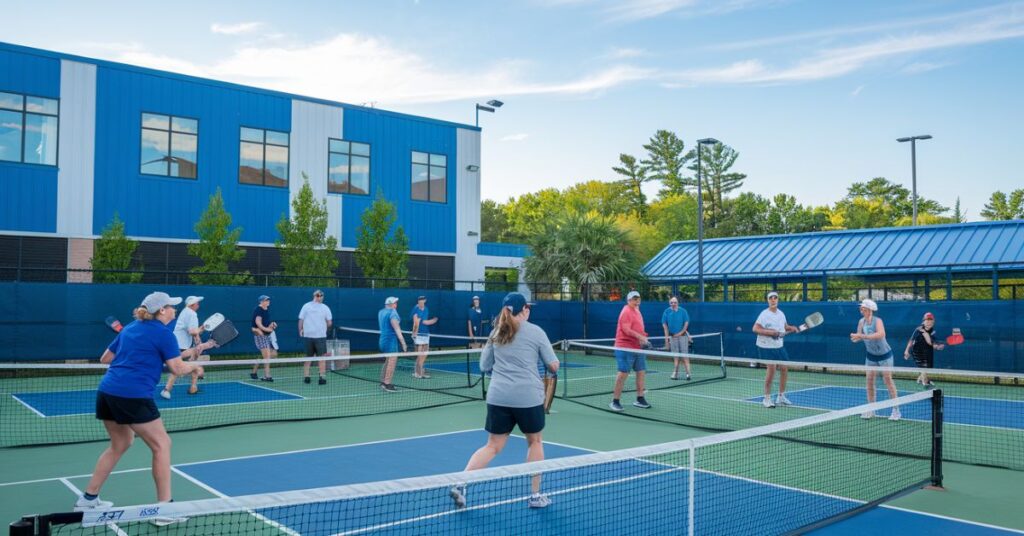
[[643, 221, 1024, 279], [477, 242, 531, 257], [341, 107, 457, 253], [0, 49, 59, 232], [92, 66, 291, 242]]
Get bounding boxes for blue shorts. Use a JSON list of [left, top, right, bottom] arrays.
[[866, 350, 894, 367], [757, 347, 789, 361], [614, 349, 646, 373], [379, 340, 399, 354]]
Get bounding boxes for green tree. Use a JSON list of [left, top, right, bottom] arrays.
[[524, 211, 642, 291], [91, 213, 142, 283], [501, 188, 565, 243], [764, 194, 829, 235], [648, 193, 698, 242], [276, 173, 339, 286], [980, 189, 1024, 220], [614, 214, 671, 264], [685, 142, 746, 228], [710, 193, 772, 237], [641, 130, 690, 198], [355, 189, 410, 283], [952, 197, 966, 223], [562, 180, 634, 216], [611, 153, 650, 218], [189, 187, 249, 285], [831, 177, 947, 228], [480, 199, 508, 242]]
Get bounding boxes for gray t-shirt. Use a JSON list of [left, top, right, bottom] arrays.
[[481, 321, 558, 408]]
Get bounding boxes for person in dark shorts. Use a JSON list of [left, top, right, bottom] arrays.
[[299, 289, 333, 385], [450, 292, 559, 510], [903, 312, 945, 388], [77, 292, 215, 516]]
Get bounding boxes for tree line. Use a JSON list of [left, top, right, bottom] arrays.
[[482, 129, 1022, 289], [91, 175, 410, 285]]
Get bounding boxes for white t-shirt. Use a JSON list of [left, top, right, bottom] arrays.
[[298, 301, 333, 338], [174, 307, 199, 350], [755, 308, 788, 349]]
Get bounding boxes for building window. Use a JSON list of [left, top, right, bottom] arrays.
[[0, 91, 59, 166], [328, 139, 370, 195], [239, 127, 289, 187], [411, 151, 446, 203], [140, 113, 198, 178]]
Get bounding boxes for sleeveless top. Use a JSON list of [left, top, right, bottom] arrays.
[[860, 316, 892, 358]]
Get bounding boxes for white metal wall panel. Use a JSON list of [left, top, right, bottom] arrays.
[[455, 128, 483, 282], [56, 60, 96, 237], [289, 100, 343, 244]]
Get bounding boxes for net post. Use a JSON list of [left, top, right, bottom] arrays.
[[687, 443, 696, 536], [8, 516, 35, 536], [931, 389, 944, 488]]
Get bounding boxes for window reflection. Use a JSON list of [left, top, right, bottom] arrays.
[[327, 138, 371, 195], [238, 127, 289, 187], [0, 92, 58, 166], [140, 112, 198, 178], [411, 151, 447, 204]]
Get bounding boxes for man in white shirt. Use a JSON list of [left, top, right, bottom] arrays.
[[162, 296, 206, 398], [752, 291, 798, 408], [299, 289, 333, 385]]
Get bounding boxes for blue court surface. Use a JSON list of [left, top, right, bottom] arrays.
[[13, 381, 302, 417], [747, 386, 1024, 429], [171, 429, 1016, 535]]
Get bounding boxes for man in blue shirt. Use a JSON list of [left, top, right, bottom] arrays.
[[378, 296, 408, 392], [661, 297, 691, 380], [467, 295, 484, 349], [410, 296, 438, 379]]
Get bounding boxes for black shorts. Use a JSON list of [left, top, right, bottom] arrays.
[[305, 337, 327, 356], [485, 404, 545, 435], [95, 391, 160, 425], [913, 355, 934, 369]]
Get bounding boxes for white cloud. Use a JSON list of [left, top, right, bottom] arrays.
[[540, 0, 780, 22], [500, 133, 530, 141], [90, 34, 650, 105], [606, 46, 647, 59], [667, 11, 1024, 85], [851, 84, 865, 97], [210, 22, 264, 35], [902, 61, 949, 75]]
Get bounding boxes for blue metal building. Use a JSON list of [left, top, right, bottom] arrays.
[[0, 41, 525, 285], [643, 221, 1024, 301]]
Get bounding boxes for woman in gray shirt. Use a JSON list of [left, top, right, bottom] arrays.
[[450, 292, 559, 510]]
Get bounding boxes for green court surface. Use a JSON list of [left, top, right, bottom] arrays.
[[2, 396, 1022, 533]]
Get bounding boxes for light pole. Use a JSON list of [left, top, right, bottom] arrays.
[[475, 99, 504, 127], [897, 134, 932, 225], [695, 138, 719, 302]]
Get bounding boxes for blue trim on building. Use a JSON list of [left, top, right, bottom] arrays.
[[643, 221, 1024, 280], [477, 242, 531, 258]]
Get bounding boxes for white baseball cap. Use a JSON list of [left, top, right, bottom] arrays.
[[141, 292, 182, 313], [385, 296, 399, 305], [626, 291, 641, 300], [860, 299, 878, 312], [767, 291, 779, 299], [185, 296, 204, 306]]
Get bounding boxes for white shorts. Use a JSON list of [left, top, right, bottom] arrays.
[[413, 335, 429, 346], [269, 331, 279, 350]]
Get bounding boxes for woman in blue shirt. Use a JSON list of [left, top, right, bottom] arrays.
[[76, 292, 215, 513]]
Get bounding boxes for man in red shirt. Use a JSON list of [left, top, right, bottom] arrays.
[[610, 291, 651, 411]]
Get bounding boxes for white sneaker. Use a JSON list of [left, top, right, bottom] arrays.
[[528, 493, 551, 508], [861, 411, 875, 419], [160, 389, 171, 400], [762, 397, 775, 408], [889, 408, 902, 421], [75, 496, 113, 510], [775, 393, 792, 406], [449, 484, 467, 509]]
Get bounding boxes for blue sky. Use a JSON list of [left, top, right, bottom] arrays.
[[4, 0, 1023, 218]]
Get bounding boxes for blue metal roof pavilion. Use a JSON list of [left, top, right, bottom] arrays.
[[642, 221, 1024, 282]]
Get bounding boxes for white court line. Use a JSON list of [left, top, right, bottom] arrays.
[[10, 394, 47, 418], [241, 380, 307, 400], [170, 466, 298, 536], [57, 478, 128, 536]]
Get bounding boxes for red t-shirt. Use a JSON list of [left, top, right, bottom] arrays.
[[615, 305, 645, 349]]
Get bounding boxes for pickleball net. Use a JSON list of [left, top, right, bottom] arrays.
[[10, 390, 941, 536], [559, 339, 1024, 471], [0, 348, 484, 447]]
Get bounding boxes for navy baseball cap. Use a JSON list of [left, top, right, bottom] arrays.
[[258, 294, 270, 303], [502, 292, 533, 315]]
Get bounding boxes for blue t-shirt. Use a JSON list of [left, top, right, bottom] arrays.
[[661, 307, 690, 334], [468, 306, 484, 335], [98, 320, 180, 399], [379, 308, 401, 346], [410, 305, 430, 335], [252, 306, 272, 332]]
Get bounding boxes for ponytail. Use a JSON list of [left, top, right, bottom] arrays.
[[133, 306, 155, 322], [491, 306, 520, 345]]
